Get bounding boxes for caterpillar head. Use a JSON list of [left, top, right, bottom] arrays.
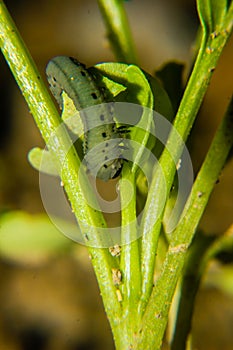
[[85, 149, 124, 181], [96, 158, 123, 181], [85, 157, 123, 181], [84, 138, 125, 181]]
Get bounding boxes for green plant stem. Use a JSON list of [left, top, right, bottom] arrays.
[[137, 96, 233, 349], [97, 0, 137, 64], [171, 223, 233, 350], [204, 224, 233, 261], [139, 165, 167, 315], [118, 165, 141, 346], [170, 231, 214, 350], [0, 1, 123, 340], [139, 2, 233, 317]]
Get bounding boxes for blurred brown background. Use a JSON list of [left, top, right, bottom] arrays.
[[0, 0, 232, 349]]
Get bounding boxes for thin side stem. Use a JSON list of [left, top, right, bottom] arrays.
[[139, 3, 233, 316], [137, 96, 233, 349], [171, 223, 233, 349], [170, 231, 214, 350], [97, 0, 138, 64], [118, 165, 141, 346]]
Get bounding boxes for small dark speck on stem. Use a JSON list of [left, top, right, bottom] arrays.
[[208, 67, 215, 73]]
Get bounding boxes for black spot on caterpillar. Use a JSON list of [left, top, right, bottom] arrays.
[[46, 56, 126, 181]]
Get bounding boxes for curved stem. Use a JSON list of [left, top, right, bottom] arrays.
[[118, 165, 141, 346], [139, 2, 233, 318], [97, 0, 138, 64], [170, 231, 214, 350], [0, 1, 123, 339], [137, 96, 233, 349]]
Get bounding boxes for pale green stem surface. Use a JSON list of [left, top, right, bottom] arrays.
[[139, 1, 233, 319], [117, 165, 141, 347], [97, 0, 138, 64], [0, 1, 124, 341], [137, 96, 233, 349]]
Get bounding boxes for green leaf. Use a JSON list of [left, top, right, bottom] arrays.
[[93, 62, 173, 118], [118, 64, 154, 174], [143, 71, 174, 121], [28, 147, 59, 176], [92, 62, 174, 188], [197, 0, 228, 33], [92, 62, 151, 105], [89, 66, 127, 100], [28, 92, 84, 176], [90, 63, 156, 177], [0, 211, 73, 264]]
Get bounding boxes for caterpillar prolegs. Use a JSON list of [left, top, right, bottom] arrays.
[[46, 56, 126, 181]]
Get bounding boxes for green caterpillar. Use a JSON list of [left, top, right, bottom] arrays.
[[46, 56, 125, 181]]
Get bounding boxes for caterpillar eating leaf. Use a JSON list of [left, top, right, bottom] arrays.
[[46, 56, 126, 181]]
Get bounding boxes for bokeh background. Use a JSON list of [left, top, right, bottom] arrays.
[[0, 0, 233, 349]]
